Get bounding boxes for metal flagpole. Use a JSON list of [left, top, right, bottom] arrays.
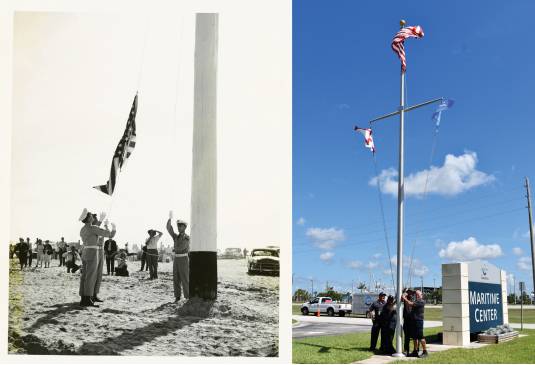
[[393, 19, 407, 358]]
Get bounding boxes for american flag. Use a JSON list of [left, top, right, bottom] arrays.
[[93, 94, 138, 196], [391, 25, 424, 72], [354, 126, 375, 154]]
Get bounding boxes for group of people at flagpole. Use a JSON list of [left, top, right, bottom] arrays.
[[77, 208, 190, 307]]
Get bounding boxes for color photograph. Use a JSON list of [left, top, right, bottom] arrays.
[[292, 0, 535, 363]]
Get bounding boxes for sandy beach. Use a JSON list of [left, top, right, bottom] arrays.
[[8, 257, 279, 356]]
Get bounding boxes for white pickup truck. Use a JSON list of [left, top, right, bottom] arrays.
[[300, 297, 352, 317]]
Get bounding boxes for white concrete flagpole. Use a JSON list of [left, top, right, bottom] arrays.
[[393, 19, 407, 358], [189, 13, 219, 300]]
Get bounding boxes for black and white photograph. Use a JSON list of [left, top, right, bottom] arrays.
[[2, 0, 290, 359]]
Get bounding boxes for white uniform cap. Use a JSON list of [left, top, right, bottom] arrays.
[[79, 208, 89, 222], [176, 219, 188, 227]]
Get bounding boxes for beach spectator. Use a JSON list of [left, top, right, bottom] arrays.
[[139, 242, 148, 272], [57, 237, 67, 267], [104, 237, 118, 275], [35, 239, 44, 268], [378, 295, 397, 355], [402, 289, 428, 358], [114, 250, 129, 276], [26, 238, 33, 267], [166, 216, 190, 302], [145, 229, 163, 279], [43, 240, 53, 268], [78, 208, 116, 307], [243, 248, 248, 258], [9, 244, 15, 259], [63, 246, 81, 273], [367, 292, 386, 353], [14, 238, 29, 270]]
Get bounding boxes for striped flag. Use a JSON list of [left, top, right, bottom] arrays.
[[93, 94, 138, 196], [391, 25, 424, 72], [354, 126, 375, 154]]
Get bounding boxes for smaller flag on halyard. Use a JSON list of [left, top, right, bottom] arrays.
[[391, 25, 424, 72], [354, 126, 375, 154], [432, 98, 454, 130], [93, 94, 138, 196]]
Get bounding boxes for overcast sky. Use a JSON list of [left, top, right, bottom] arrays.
[[10, 8, 290, 251]]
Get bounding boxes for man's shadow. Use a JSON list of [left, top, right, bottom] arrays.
[[28, 302, 84, 331], [76, 298, 215, 355]]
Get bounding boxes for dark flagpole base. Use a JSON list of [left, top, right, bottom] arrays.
[[189, 251, 217, 300]]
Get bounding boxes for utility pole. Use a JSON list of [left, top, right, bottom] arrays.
[[525, 177, 535, 299], [421, 276, 424, 293], [311, 279, 314, 298]]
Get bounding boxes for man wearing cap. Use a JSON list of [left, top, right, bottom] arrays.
[[26, 237, 33, 267], [78, 208, 116, 307], [367, 292, 387, 353], [166, 216, 190, 302], [104, 237, 118, 275], [145, 229, 163, 279], [402, 289, 428, 358], [14, 238, 29, 271], [57, 237, 67, 267]]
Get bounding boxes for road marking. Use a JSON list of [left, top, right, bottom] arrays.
[[305, 331, 325, 335]]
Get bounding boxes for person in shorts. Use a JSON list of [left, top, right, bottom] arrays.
[[402, 289, 428, 358]]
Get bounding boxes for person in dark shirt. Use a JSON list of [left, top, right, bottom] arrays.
[[367, 292, 386, 352], [378, 295, 397, 355], [402, 289, 428, 358], [26, 238, 33, 267], [14, 238, 29, 270], [402, 289, 416, 356], [139, 243, 148, 272], [104, 238, 118, 275]]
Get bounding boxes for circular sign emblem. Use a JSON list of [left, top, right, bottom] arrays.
[[364, 295, 373, 306]]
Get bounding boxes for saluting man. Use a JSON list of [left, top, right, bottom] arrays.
[[166, 213, 190, 302], [92, 213, 107, 303], [78, 208, 116, 307]]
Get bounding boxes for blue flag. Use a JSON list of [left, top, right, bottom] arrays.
[[432, 98, 454, 130]]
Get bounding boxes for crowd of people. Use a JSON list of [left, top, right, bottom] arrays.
[[9, 208, 191, 307], [367, 289, 428, 358]]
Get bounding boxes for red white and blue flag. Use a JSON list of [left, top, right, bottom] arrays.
[[391, 25, 424, 72], [93, 94, 138, 196], [354, 126, 375, 154]]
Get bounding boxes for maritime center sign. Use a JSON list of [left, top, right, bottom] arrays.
[[468, 261, 503, 332]]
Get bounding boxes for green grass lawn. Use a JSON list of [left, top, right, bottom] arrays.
[[292, 327, 442, 363], [393, 329, 535, 364], [293, 327, 535, 364]]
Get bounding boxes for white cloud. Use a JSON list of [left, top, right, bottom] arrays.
[[372, 253, 382, 259], [518, 256, 532, 271], [306, 227, 345, 250], [296, 217, 306, 226], [369, 152, 495, 197], [438, 237, 503, 261], [320, 251, 335, 263], [345, 260, 362, 269], [513, 247, 524, 256], [365, 261, 379, 270]]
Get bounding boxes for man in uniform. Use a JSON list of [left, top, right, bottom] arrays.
[[402, 289, 428, 358], [92, 213, 107, 302], [78, 208, 116, 307], [367, 292, 386, 353], [166, 215, 190, 302]]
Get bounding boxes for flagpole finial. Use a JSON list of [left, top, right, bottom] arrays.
[[400, 19, 406, 28]]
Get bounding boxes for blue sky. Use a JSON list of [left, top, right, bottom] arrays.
[[293, 0, 535, 296]]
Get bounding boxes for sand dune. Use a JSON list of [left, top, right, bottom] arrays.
[[8, 258, 279, 356]]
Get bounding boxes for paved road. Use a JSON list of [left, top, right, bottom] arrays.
[[292, 315, 442, 339]]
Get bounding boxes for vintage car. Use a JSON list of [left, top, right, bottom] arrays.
[[219, 247, 243, 259], [247, 247, 279, 276]]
